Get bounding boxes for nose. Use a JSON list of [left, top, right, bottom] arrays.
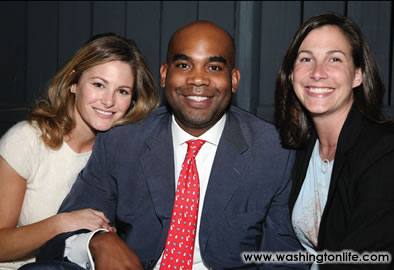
[[101, 91, 115, 108], [186, 67, 209, 87], [310, 62, 328, 81]]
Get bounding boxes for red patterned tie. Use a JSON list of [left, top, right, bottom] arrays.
[[160, 139, 206, 270]]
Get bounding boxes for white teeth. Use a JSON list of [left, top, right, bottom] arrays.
[[94, 108, 113, 115], [308, 87, 334, 93], [187, 96, 209, 102]]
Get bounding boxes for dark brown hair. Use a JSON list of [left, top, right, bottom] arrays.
[[275, 13, 386, 149]]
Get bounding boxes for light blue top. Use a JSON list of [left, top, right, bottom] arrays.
[[292, 140, 334, 269]]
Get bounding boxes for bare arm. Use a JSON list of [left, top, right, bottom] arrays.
[[0, 156, 114, 262]]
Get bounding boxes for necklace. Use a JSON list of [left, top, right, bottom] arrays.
[[320, 159, 330, 174], [319, 145, 336, 174]]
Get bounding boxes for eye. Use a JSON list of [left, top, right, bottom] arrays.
[[175, 63, 190, 69], [208, 65, 222, 71], [93, 82, 104, 88], [118, 89, 130, 95], [330, 57, 342, 62], [300, 57, 312, 62]]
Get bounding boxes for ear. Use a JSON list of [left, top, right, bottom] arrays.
[[159, 64, 168, 88], [70, 84, 76, 93], [352, 68, 363, 88], [231, 68, 241, 93]]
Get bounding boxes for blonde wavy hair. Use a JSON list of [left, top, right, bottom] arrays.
[[29, 33, 160, 149]]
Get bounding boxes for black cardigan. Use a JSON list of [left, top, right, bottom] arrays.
[[289, 105, 394, 269]]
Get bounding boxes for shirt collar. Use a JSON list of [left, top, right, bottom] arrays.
[[171, 113, 226, 147]]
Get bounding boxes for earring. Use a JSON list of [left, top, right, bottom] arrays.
[[70, 85, 76, 93]]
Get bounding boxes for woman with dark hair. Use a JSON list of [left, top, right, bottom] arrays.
[[0, 33, 159, 268], [275, 13, 394, 269]]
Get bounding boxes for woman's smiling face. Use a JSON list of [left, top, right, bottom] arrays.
[[292, 25, 362, 120], [72, 60, 134, 132]]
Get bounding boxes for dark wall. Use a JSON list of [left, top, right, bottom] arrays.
[[1, 1, 393, 136]]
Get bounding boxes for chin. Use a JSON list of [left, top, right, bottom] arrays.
[[92, 123, 114, 132], [308, 107, 331, 117], [304, 102, 330, 113]]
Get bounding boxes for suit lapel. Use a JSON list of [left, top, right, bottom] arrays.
[[198, 111, 249, 253], [140, 114, 175, 222]]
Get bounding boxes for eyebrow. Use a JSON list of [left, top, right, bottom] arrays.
[[172, 54, 192, 62], [297, 49, 347, 56], [91, 76, 109, 84], [327, 50, 347, 56], [208, 56, 227, 65], [90, 76, 132, 89], [171, 54, 227, 65]]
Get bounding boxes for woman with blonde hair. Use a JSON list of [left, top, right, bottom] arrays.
[[0, 33, 159, 269]]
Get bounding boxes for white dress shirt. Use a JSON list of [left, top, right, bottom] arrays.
[[64, 114, 226, 270]]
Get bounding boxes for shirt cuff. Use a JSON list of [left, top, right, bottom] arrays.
[[64, 229, 109, 270]]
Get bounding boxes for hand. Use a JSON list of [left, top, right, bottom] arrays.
[[54, 208, 116, 234], [89, 232, 143, 270]]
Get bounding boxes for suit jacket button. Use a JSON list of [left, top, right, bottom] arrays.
[[86, 261, 91, 269]]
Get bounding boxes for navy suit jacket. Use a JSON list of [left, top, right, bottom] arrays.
[[38, 105, 304, 269]]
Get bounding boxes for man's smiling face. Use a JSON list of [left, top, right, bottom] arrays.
[[160, 21, 240, 137]]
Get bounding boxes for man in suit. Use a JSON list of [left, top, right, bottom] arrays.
[[27, 21, 304, 270]]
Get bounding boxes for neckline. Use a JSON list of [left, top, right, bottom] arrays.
[[314, 140, 334, 175], [63, 141, 92, 156]]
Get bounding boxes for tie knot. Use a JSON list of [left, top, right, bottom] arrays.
[[186, 139, 205, 158]]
